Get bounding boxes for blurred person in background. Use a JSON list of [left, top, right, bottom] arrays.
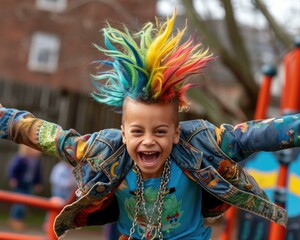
[[6, 144, 43, 230], [49, 161, 77, 201], [43, 161, 77, 231]]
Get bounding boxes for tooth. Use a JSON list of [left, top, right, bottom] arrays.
[[143, 152, 155, 155]]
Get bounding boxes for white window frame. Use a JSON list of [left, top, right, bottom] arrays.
[[36, 0, 67, 13], [28, 32, 60, 74]]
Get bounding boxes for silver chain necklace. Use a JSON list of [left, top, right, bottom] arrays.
[[129, 157, 171, 240]]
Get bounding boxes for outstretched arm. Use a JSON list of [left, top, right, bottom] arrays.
[[0, 106, 94, 167], [212, 114, 300, 162]]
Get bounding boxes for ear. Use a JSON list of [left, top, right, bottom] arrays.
[[121, 125, 126, 144], [173, 125, 180, 144]]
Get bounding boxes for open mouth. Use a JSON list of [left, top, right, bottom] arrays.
[[138, 151, 160, 166]]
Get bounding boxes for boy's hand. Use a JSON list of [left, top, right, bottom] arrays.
[[0, 103, 2, 107]]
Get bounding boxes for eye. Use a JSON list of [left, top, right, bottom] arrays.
[[130, 129, 143, 135], [155, 129, 167, 135]]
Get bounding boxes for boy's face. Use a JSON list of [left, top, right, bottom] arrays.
[[121, 97, 180, 179]]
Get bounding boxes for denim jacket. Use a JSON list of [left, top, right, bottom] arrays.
[[1, 108, 299, 238]]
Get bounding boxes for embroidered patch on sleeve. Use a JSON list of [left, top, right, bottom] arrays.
[[37, 120, 60, 158]]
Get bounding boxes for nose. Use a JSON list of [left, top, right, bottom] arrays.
[[142, 133, 155, 145]]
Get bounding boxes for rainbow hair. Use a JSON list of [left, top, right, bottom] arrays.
[[91, 11, 213, 111]]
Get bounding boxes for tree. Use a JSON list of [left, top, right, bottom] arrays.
[[178, 0, 295, 124]]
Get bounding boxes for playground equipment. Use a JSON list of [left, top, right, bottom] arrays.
[[268, 37, 300, 240], [220, 36, 300, 240], [0, 190, 70, 240]]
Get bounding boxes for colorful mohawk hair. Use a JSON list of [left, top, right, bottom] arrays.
[[91, 10, 213, 111]]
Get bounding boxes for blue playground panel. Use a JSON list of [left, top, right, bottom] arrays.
[[245, 151, 300, 217]]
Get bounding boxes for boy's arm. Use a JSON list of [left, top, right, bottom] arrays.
[[214, 114, 300, 161], [0, 106, 93, 167]]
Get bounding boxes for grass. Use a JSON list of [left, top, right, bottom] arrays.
[[0, 205, 103, 234], [0, 205, 46, 227]]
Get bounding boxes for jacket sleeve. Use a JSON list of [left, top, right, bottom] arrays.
[[212, 113, 300, 162], [0, 107, 95, 167]]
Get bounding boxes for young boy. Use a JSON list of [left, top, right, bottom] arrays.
[[0, 11, 299, 239]]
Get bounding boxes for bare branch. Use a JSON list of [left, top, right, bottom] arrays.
[[182, 0, 258, 97], [220, 0, 251, 68], [253, 0, 293, 48]]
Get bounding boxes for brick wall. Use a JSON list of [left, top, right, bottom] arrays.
[[0, 0, 157, 93]]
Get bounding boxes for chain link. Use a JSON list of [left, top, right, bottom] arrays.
[[129, 164, 143, 239], [128, 157, 171, 240]]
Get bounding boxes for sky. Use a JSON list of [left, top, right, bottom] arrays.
[[156, 0, 300, 35], [156, 0, 300, 97]]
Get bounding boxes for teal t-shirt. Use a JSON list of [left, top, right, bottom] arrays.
[[115, 159, 212, 239]]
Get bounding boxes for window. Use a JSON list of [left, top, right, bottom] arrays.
[[28, 32, 60, 73], [36, 0, 67, 13]]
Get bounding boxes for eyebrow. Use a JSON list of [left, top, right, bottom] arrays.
[[129, 125, 142, 128], [129, 124, 170, 128], [156, 125, 169, 128]]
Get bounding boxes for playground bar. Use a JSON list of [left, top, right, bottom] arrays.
[[0, 190, 65, 240], [254, 64, 276, 120]]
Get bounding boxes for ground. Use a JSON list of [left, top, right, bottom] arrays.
[[0, 217, 231, 240]]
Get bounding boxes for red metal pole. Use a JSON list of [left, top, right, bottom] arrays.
[[254, 64, 276, 119], [0, 233, 45, 240], [219, 207, 237, 240], [280, 52, 293, 111], [296, 37, 300, 110], [0, 190, 65, 240], [283, 45, 300, 114], [47, 197, 65, 240], [267, 165, 288, 240], [0, 190, 62, 211], [293, 43, 300, 111], [268, 38, 300, 240]]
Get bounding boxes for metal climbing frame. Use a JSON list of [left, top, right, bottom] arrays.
[[0, 189, 66, 240]]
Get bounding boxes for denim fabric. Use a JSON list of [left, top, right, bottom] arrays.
[[9, 184, 32, 220], [1, 108, 299, 238]]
